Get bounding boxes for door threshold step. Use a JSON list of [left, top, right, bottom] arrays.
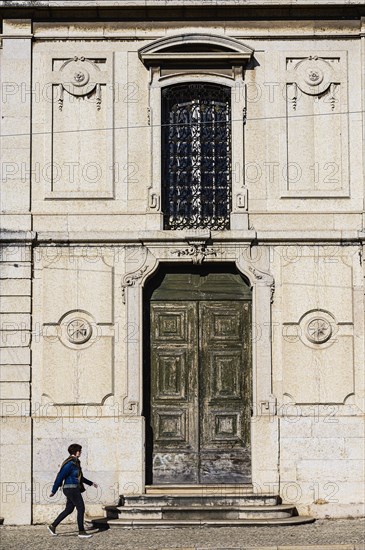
[[106, 504, 296, 520], [145, 484, 254, 496], [119, 494, 280, 508], [110, 504, 295, 513], [91, 516, 315, 528]]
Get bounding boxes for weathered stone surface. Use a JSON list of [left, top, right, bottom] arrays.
[[0, 365, 31, 382], [0, 279, 31, 296], [0, 2, 364, 528]]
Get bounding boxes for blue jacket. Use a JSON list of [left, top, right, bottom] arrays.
[[52, 457, 93, 494]]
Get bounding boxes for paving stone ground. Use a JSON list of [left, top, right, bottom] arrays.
[[0, 519, 364, 550]]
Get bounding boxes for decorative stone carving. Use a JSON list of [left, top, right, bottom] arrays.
[[121, 266, 148, 304], [248, 266, 275, 302], [56, 56, 104, 111], [66, 317, 92, 344], [171, 242, 218, 265], [306, 317, 333, 344], [287, 309, 338, 348], [294, 56, 334, 96], [148, 191, 160, 210], [287, 56, 339, 110], [53, 310, 97, 349], [123, 400, 139, 415], [236, 189, 248, 209]]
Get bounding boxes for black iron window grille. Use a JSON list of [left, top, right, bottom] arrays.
[[162, 83, 231, 230]]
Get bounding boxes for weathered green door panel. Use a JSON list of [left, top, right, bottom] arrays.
[[151, 272, 252, 302], [199, 301, 252, 483], [149, 272, 252, 484], [151, 302, 199, 483]]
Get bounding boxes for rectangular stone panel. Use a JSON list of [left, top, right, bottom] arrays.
[[282, 336, 354, 404], [284, 52, 349, 197], [41, 252, 113, 323], [281, 254, 353, 323], [42, 338, 113, 405], [47, 54, 114, 199]]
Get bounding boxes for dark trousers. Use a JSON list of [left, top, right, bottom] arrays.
[[52, 487, 85, 532]]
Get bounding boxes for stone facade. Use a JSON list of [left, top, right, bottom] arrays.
[[0, 1, 364, 525]]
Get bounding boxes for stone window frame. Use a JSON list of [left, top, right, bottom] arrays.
[[138, 33, 254, 231], [160, 81, 233, 231]]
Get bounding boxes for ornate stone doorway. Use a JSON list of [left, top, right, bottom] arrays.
[[144, 265, 252, 484]]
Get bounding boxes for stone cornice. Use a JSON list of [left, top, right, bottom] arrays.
[[0, 0, 363, 6], [0, 229, 360, 245], [0, 231, 36, 243]]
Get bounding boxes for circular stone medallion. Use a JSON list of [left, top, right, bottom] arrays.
[[306, 317, 332, 344], [296, 57, 333, 96], [66, 318, 92, 344]]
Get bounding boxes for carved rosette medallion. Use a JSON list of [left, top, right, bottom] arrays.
[[291, 309, 337, 348], [306, 317, 332, 344], [287, 55, 338, 111], [66, 318, 92, 344], [56, 56, 103, 111], [55, 310, 97, 349], [294, 56, 334, 96]]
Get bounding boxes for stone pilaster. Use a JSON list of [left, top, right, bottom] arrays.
[[0, 19, 32, 231], [0, 234, 34, 524]]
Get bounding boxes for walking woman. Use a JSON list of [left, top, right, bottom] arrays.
[[48, 443, 98, 538]]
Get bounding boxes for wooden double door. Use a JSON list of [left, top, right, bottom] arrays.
[[148, 271, 252, 484]]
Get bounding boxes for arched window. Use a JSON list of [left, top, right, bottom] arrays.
[[139, 33, 254, 230], [162, 83, 231, 230]]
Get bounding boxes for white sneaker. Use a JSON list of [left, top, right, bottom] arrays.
[[78, 531, 93, 538], [47, 525, 57, 536]]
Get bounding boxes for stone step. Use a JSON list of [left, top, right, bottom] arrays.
[[106, 504, 295, 521], [91, 515, 315, 528], [145, 484, 254, 496], [120, 494, 280, 508]]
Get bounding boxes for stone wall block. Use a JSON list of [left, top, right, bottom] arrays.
[[0, 279, 31, 296], [0, 347, 31, 365], [0, 297, 31, 313], [0, 331, 30, 348], [280, 437, 345, 461], [0, 264, 32, 279], [0, 382, 30, 400], [0, 417, 31, 524], [0, 365, 31, 382]]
